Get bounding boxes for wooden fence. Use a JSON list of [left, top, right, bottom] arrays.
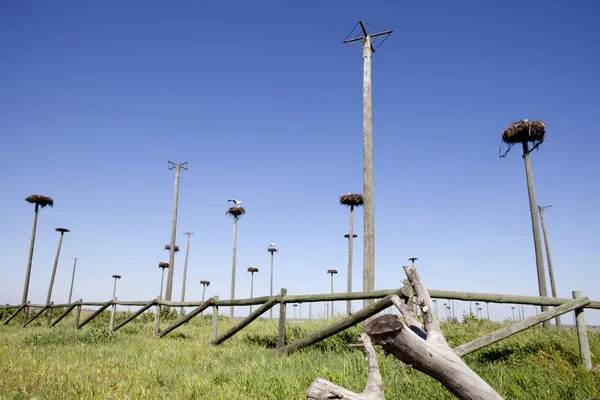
[[1, 284, 597, 370]]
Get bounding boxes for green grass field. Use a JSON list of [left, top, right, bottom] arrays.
[[1, 310, 599, 399]]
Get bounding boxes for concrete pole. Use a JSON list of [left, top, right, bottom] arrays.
[[202, 284, 207, 303], [110, 275, 120, 331], [511, 306, 516, 321], [68, 258, 79, 304], [330, 273, 335, 318], [46, 231, 67, 305], [230, 216, 238, 317], [166, 164, 181, 301], [522, 141, 550, 327], [362, 35, 375, 308], [180, 232, 193, 315], [572, 290, 592, 370], [538, 206, 561, 328], [22, 204, 39, 305], [347, 205, 355, 315], [486, 302, 490, 320], [159, 267, 166, 298]]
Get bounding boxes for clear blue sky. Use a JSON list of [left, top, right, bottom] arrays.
[[1, 1, 599, 324]]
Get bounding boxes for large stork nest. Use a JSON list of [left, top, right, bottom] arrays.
[[339, 193, 364, 207], [112, 274, 121, 279], [226, 206, 246, 218], [55, 228, 70, 233], [25, 195, 54, 208], [200, 280, 210, 286], [165, 244, 180, 252], [248, 266, 259, 273], [327, 269, 338, 275], [500, 120, 546, 158], [267, 246, 278, 253], [159, 262, 169, 269]]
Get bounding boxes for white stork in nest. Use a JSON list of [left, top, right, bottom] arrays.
[[228, 199, 242, 207]]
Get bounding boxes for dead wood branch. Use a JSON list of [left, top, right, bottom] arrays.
[[307, 333, 384, 400]]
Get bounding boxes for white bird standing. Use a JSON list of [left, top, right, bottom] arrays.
[[269, 242, 275, 248], [228, 199, 242, 207]]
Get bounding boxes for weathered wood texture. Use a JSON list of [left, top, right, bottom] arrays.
[[153, 300, 161, 338], [46, 302, 54, 327], [50, 302, 78, 327], [23, 305, 49, 327], [74, 299, 82, 328], [158, 298, 215, 338], [454, 297, 590, 357], [2, 303, 26, 325], [211, 295, 219, 342], [211, 298, 277, 345], [307, 334, 384, 400], [278, 289, 287, 348], [109, 298, 117, 331], [77, 301, 112, 329], [113, 299, 156, 332], [573, 291, 593, 371], [365, 266, 502, 400], [277, 290, 402, 355]]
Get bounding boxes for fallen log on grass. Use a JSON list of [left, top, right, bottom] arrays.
[[306, 266, 503, 400]]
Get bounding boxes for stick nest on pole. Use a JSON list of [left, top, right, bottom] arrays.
[[164, 244, 180, 252], [25, 195, 54, 208], [225, 206, 246, 218], [200, 280, 210, 286], [268, 246, 278, 253], [248, 267, 259, 273], [112, 274, 121, 279], [502, 120, 546, 144], [327, 269, 338, 275], [339, 193, 364, 207], [55, 228, 70, 233], [159, 262, 169, 269]]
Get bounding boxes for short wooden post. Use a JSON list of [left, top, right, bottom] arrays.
[[46, 302, 54, 327], [74, 299, 82, 329], [211, 295, 219, 342], [154, 296, 161, 338], [109, 297, 117, 331], [278, 288, 287, 348], [573, 290, 592, 370], [1, 304, 7, 323]]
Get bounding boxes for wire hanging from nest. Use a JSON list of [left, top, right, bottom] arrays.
[[499, 120, 546, 158]]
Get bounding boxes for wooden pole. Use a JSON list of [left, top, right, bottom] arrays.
[[158, 298, 214, 338], [113, 299, 156, 332], [50, 302, 78, 328], [166, 164, 181, 301], [22, 204, 39, 305], [269, 249, 275, 319], [0, 304, 6, 323], [454, 297, 590, 357], [347, 205, 355, 315], [68, 258, 79, 304], [78, 301, 111, 329], [230, 216, 238, 317], [362, 35, 375, 309], [573, 291, 592, 370], [211, 295, 219, 342], [109, 297, 118, 331], [330, 273, 334, 318], [46, 231, 67, 307], [278, 288, 287, 348], [249, 271, 255, 314], [522, 141, 550, 327], [74, 299, 82, 329], [46, 302, 54, 327], [538, 206, 561, 328], [211, 298, 277, 345], [277, 294, 396, 355], [180, 231, 193, 315], [159, 267, 166, 298], [23, 305, 49, 327], [153, 296, 161, 338]]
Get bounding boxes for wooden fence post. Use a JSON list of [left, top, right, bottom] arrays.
[[211, 295, 219, 342], [46, 302, 54, 327], [74, 299, 82, 329], [154, 296, 161, 338], [1, 304, 7, 323], [109, 297, 117, 331], [573, 290, 592, 370], [278, 288, 287, 349]]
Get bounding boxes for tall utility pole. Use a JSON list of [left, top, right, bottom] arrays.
[[327, 269, 338, 319], [46, 228, 70, 307], [522, 140, 550, 326], [344, 21, 392, 308], [268, 244, 278, 319], [68, 257, 81, 304], [248, 266, 259, 314], [538, 205, 561, 328], [166, 161, 187, 301], [180, 231, 194, 315]]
